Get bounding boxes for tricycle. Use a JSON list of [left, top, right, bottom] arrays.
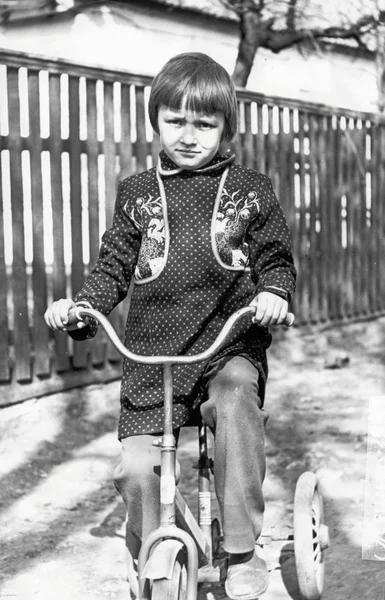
[[68, 305, 329, 600]]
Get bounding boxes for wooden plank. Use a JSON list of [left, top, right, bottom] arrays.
[[28, 69, 51, 377], [0, 260, 9, 382], [336, 120, 346, 319], [307, 114, 319, 323], [277, 107, 288, 216], [342, 120, 354, 319], [266, 106, 276, 187], [255, 103, 265, 173], [366, 121, 377, 316], [297, 111, 310, 325], [134, 85, 147, 174], [317, 115, 329, 323], [49, 72, 71, 372], [119, 83, 133, 178], [103, 80, 123, 363], [103, 80, 116, 230], [0, 103, 10, 381], [381, 124, 385, 313], [334, 122, 345, 320], [369, 123, 378, 314], [286, 110, 300, 319], [376, 125, 385, 312], [285, 111, 296, 230], [348, 123, 364, 317], [357, 122, 369, 316], [243, 100, 253, 169], [68, 75, 89, 369], [349, 123, 360, 317], [7, 66, 32, 382], [85, 78, 106, 366], [271, 107, 279, 194], [331, 118, 341, 321], [234, 101, 244, 165], [325, 117, 339, 321], [86, 79, 100, 267], [119, 85, 136, 335], [277, 108, 296, 321]]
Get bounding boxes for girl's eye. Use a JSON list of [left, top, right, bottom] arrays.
[[198, 122, 215, 130]]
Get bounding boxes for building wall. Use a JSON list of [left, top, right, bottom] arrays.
[[0, 2, 378, 113]]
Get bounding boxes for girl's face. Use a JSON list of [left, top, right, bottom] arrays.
[[157, 103, 225, 170]]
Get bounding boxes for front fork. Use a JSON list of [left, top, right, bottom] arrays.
[[138, 364, 222, 598], [138, 364, 199, 600]]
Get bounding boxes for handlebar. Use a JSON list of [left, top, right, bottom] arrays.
[[68, 306, 295, 366]]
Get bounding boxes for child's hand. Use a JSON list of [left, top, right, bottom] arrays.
[[44, 299, 86, 331], [249, 292, 288, 326]]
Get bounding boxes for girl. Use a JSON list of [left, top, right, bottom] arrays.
[[45, 53, 296, 600]]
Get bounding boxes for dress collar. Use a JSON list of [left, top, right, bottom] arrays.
[[157, 150, 235, 176]]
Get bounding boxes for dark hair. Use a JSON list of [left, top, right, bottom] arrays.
[[148, 53, 238, 143]]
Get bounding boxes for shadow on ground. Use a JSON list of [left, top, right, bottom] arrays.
[[0, 317, 385, 599]]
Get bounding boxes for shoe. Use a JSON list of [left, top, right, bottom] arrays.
[[225, 551, 269, 599]]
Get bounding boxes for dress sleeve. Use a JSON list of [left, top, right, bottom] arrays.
[[247, 175, 296, 302], [69, 181, 141, 340]]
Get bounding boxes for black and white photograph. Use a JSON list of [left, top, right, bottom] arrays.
[[0, 1, 384, 599]]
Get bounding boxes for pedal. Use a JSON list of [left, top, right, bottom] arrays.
[[198, 564, 223, 583], [192, 458, 214, 470]]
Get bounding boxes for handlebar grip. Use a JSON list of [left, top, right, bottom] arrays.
[[67, 307, 85, 327], [251, 308, 295, 327], [285, 312, 295, 327]]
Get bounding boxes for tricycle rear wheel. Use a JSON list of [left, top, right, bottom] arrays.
[[294, 471, 328, 600]]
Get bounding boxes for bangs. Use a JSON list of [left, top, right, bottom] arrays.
[[148, 53, 238, 142], [160, 77, 231, 117]]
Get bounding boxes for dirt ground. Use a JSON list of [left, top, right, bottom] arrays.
[[1, 316, 385, 600]]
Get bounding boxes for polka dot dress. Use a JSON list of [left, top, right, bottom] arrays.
[[73, 151, 296, 439]]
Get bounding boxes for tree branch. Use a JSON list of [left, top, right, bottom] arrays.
[[218, 0, 264, 15], [266, 15, 376, 53]]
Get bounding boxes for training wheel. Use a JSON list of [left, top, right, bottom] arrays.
[[294, 471, 329, 600]]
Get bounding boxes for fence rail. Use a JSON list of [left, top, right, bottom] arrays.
[[1, 49, 384, 406]]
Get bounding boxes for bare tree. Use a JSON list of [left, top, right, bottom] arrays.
[[219, 0, 377, 88]]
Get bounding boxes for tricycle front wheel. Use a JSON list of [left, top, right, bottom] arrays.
[[150, 550, 187, 600]]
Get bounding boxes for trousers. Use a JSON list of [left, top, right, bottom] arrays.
[[113, 356, 268, 572]]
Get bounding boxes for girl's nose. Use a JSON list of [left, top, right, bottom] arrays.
[[180, 125, 196, 145]]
